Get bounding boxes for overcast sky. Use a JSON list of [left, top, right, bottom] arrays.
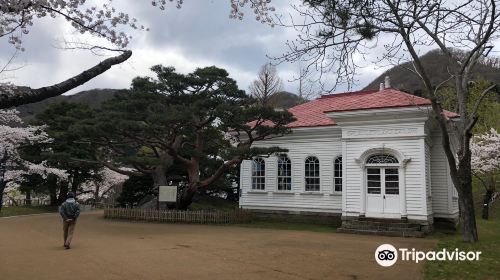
[[0, 1, 405, 96]]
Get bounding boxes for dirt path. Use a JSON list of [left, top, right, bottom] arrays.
[[0, 212, 437, 280]]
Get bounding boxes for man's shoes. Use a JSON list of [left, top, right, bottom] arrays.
[[64, 245, 70, 250]]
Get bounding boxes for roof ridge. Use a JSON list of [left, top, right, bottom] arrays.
[[319, 89, 378, 99], [392, 89, 430, 101]]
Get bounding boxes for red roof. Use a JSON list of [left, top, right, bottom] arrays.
[[287, 89, 457, 128]]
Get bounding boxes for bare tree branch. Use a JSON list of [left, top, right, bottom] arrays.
[[0, 50, 132, 109], [466, 83, 497, 132]]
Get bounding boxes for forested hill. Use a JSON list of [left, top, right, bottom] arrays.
[[363, 49, 500, 96], [268, 91, 307, 109], [13, 50, 500, 119], [15, 88, 307, 119], [16, 88, 124, 119]]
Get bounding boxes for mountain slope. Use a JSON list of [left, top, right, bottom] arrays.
[[364, 49, 500, 95], [16, 88, 124, 119], [16, 88, 306, 119], [268, 91, 307, 109]]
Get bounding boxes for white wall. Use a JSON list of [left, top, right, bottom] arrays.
[[430, 131, 459, 218], [239, 119, 458, 221], [239, 127, 343, 213], [342, 123, 429, 221], [425, 142, 433, 216]]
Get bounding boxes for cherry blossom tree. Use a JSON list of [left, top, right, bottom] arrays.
[[79, 168, 128, 204], [0, 109, 67, 210], [471, 128, 500, 175], [0, 0, 275, 109], [471, 128, 500, 219]]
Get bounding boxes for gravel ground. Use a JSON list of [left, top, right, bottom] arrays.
[[0, 211, 437, 280]]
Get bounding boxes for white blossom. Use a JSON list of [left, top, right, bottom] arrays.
[[1, 0, 274, 51], [0, 0, 148, 50], [78, 167, 128, 201], [229, 0, 275, 25], [0, 109, 67, 187], [471, 128, 500, 175]]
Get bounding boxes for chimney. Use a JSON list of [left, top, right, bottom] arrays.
[[384, 76, 391, 89], [379, 82, 385, 91]]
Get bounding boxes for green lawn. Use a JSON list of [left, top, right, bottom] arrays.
[[0, 205, 57, 217], [191, 195, 339, 233], [233, 220, 338, 233], [424, 189, 500, 280]]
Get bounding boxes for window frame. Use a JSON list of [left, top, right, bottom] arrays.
[[367, 168, 382, 194], [333, 156, 342, 192], [251, 157, 266, 190], [304, 156, 320, 192], [365, 153, 401, 196], [366, 154, 399, 165], [384, 168, 399, 195], [277, 154, 292, 191]]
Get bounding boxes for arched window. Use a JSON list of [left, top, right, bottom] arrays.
[[334, 156, 342, 192], [277, 155, 291, 191], [251, 157, 266, 190], [305, 156, 320, 191], [366, 154, 399, 164]]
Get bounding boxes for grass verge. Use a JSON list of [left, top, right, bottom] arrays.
[[424, 190, 499, 280], [0, 205, 57, 217], [232, 221, 338, 233]]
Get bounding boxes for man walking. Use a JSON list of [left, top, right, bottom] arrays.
[[59, 192, 80, 249]]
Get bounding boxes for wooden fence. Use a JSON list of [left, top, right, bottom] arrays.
[[104, 208, 253, 224]]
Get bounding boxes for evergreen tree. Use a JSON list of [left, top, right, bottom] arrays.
[[28, 102, 101, 203], [80, 65, 295, 208]]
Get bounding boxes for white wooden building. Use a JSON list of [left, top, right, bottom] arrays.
[[239, 85, 459, 232]]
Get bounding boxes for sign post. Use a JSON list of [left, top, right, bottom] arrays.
[[158, 185, 178, 209]]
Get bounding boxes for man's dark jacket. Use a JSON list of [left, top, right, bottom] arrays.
[[59, 198, 80, 220]]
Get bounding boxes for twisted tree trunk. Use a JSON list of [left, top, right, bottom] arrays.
[[177, 163, 200, 210], [152, 165, 168, 187], [151, 163, 169, 210], [178, 184, 197, 210]]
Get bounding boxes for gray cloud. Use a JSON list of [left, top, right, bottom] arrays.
[[0, 0, 387, 97]]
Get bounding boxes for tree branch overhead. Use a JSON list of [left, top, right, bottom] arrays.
[[0, 50, 132, 109]]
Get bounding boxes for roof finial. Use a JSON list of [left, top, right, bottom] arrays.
[[379, 82, 385, 91], [384, 76, 391, 89]]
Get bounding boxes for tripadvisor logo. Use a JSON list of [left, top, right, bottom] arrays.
[[375, 244, 482, 267], [375, 244, 398, 267]]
